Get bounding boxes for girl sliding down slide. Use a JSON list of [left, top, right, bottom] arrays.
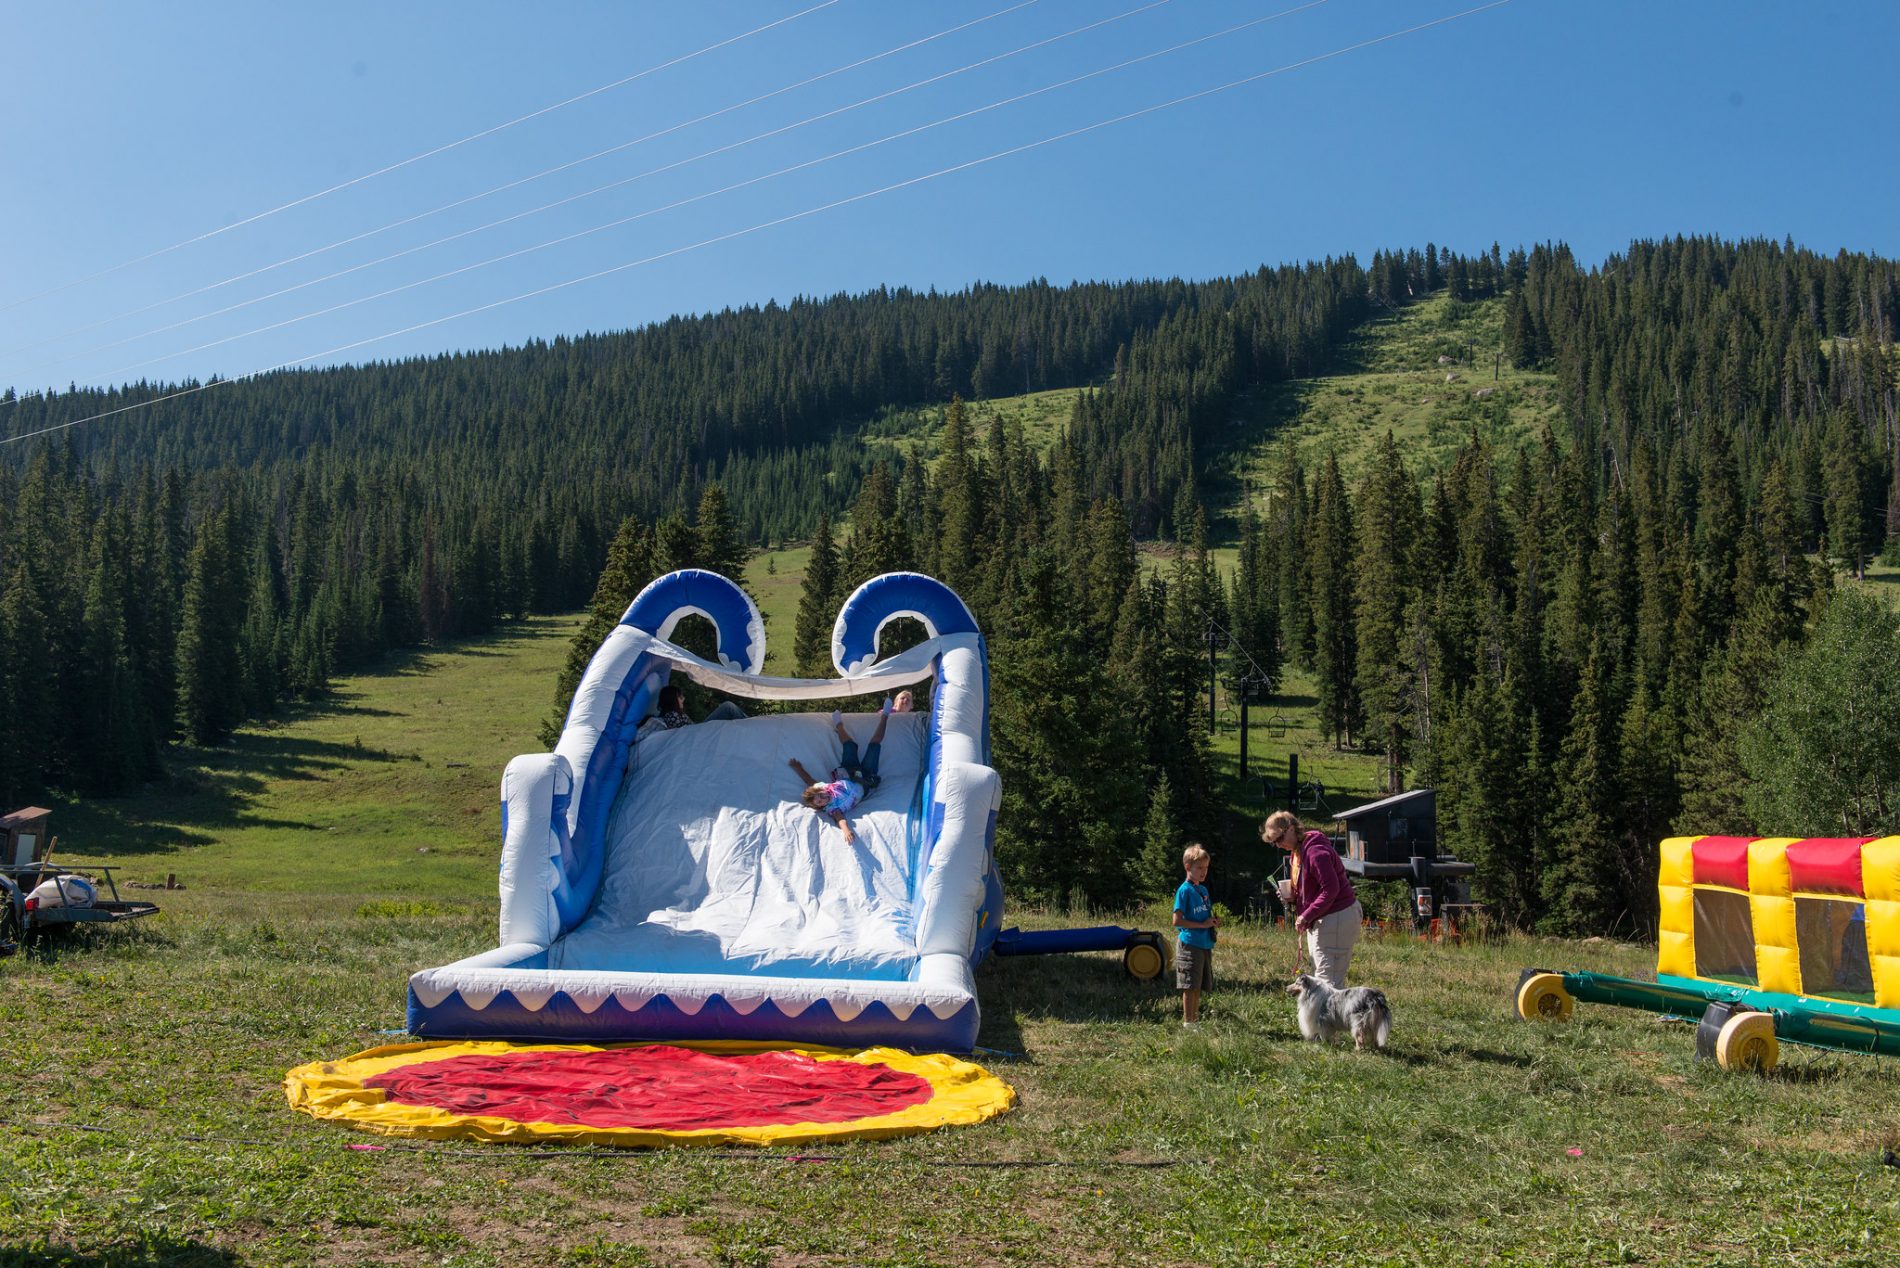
[[790, 702, 892, 845]]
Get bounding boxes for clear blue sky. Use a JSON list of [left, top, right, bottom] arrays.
[[2, 0, 1894, 396]]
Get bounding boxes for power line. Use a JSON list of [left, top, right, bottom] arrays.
[[68, 0, 1330, 387], [0, 0, 1051, 372], [11, 0, 1174, 387], [3, 0, 1517, 448], [0, 0, 843, 317]]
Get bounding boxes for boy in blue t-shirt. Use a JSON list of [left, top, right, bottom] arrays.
[[1173, 843, 1220, 1025]]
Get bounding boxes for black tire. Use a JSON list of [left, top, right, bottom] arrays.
[[0, 894, 21, 957]]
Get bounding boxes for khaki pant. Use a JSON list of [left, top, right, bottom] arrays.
[[1305, 900, 1362, 987], [1174, 942, 1213, 993]]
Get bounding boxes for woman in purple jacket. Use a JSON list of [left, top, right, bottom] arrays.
[[1264, 810, 1361, 987]]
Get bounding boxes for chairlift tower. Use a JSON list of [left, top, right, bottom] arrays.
[[1200, 624, 1228, 737], [1236, 670, 1270, 779]]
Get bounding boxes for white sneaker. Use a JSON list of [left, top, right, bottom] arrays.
[[829, 710, 842, 727], [880, 696, 893, 715]]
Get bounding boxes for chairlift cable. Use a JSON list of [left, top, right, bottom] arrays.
[[1203, 613, 1275, 686], [3, 0, 1517, 447], [0, 1, 843, 317], [0, 0, 1054, 374], [71, 0, 1333, 387]]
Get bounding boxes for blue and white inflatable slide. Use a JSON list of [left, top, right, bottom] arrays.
[[408, 570, 1003, 1051]]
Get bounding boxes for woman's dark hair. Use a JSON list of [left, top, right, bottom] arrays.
[[658, 685, 686, 713]]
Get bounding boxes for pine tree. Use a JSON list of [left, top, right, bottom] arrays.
[[1694, 423, 1743, 636], [655, 511, 697, 575], [1270, 438, 1311, 665], [1081, 498, 1136, 653], [1503, 288, 1535, 367], [1540, 648, 1620, 933], [1437, 671, 1538, 925], [1614, 682, 1675, 929], [127, 474, 179, 759], [989, 553, 1144, 909], [794, 512, 842, 677], [540, 515, 657, 747], [0, 563, 55, 800], [238, 534, 283, 716], [1824, 411, 1872, 578], [418, 519, 452, 643], [175, 506, 246, 745], [1309, 451, 1357, 746], [1109, 574, 1176, 779], [694, 483, 750, 580], [1353, 433, 1422, 790], [78, 514, 146, 793], [932, 397, 981, 596], [843, 462, 912, 587], [1136, 772, 1182, 898]]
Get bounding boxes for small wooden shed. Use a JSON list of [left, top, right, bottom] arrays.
[[1338, 789, 1438, 869], [1336, 789, 1474, 929], [1, 806, 52, 868]]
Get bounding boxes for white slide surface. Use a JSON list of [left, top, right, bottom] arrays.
[[548, 711, 926, 981]]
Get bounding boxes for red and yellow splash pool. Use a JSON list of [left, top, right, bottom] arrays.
[[286, 1040, 1014, 1147]]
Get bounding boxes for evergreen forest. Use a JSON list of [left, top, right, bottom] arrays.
[[6, 235, 1900, 934]]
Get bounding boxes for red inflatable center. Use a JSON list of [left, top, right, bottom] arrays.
[[366, 1046, 935, 1131]]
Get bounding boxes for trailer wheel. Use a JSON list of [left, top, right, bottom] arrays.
[[0, 894, 19, 957], [1515, 972, 1574, 1022], [1713, 1011, 1778, 1073], [1123, 938, 1165, 982]]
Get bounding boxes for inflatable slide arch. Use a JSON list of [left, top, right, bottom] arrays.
[[407, 570, 1004, 1051]]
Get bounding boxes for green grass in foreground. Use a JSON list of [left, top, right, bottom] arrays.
[[7, 904, 1899, 1267], [6, 615, 1899, 1266]]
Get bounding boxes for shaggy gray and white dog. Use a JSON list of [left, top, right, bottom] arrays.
[[1286, 973, 1392, 1050]]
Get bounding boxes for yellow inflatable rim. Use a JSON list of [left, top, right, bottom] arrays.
[[285, 1039, 1016, 1148]]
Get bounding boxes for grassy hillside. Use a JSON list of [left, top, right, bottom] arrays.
[[758, 296, 1564, 841], [7, 615, 1897, 1265], [862, 388, 1082, 466], [1214, 292, 1563, 517]]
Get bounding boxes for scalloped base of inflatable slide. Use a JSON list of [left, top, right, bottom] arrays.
[[286, 1040, 1014, 1147]]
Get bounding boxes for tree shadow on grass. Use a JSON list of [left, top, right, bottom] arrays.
[[980, 951, 1174, 1041], [43, 618, 567, 862], [18, 917, 176, 965], [308, 699, 404, 719], [1380, 1042, 1533, 1070], [51, 732, 410, 859]]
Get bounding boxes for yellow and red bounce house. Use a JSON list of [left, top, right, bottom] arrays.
[[1517, 835, 1900, 1072]]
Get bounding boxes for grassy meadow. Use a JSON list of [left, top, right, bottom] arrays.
[[5, 614, 1898, 1267], [1222, 293, 1564, 506]]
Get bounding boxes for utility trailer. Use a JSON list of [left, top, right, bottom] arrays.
[[0, 807, 159, 954]]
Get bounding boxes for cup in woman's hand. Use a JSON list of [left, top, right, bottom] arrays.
[[1276, 879, 1293, 904]]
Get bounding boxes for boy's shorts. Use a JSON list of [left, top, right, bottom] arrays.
[[839, 739, 882, 790], [1175, 942, 1213, 992]]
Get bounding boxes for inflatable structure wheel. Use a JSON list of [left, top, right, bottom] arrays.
[[1515, 972, 1574, 1022], [1123, 936, 1165, 982], [1713, 1011, 1778, 1073]]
